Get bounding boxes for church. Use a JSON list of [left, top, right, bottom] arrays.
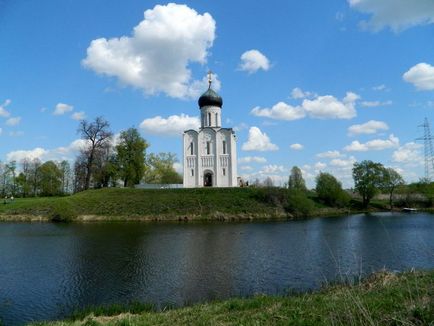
[[183, 74, 238, 188]]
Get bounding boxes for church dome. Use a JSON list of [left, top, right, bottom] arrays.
[[198, 88, 223, 108]]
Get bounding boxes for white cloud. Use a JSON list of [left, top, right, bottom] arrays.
[[392, 142, 423, 165], [0, 128, 2, 135], [242, 127, 278, 152], [317, 150, 343, 159], [239, 165, 253, 171], [290, 87, 316, 99], [372, 84, 387, 91], [302, 92, 359, 119], [6, 117, 21, 126], [140, 114, 200, 136], [54, 103, 74, 115], [315, 162, 327, 170], [82, 3, 216, 99], [348, 0, 434, 31], [259, 164, 285, 174], [239, 49, 270, 73], [330, 156, 357, 168], [403, 63, 434, 91], [0, 99, 11, 118], [71, 111, 86, 121], [344, 134, 399, 152], [233, 122, 249, 132], [290, 143, 304, 150], [361, 100, 392, 107], [173, 162, 183, 174], [239, 156, 267, 164], [6, 147, 48, 162], [348, 120, 389, 136], [251, 102, 305, 121]]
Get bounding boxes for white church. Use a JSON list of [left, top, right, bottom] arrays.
[[183, 74, 238, 188]]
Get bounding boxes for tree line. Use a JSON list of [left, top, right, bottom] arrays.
[[0, 116, 182, 197]]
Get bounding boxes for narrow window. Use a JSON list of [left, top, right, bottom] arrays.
[[208, 112, 212, 126], [190, 142, 194, 155], [206, 141, 211, 155], [222, 140, 227, 154], [223, 168, 226, 176], [191, 169, 194, 177], [215, 113, 218, 126]]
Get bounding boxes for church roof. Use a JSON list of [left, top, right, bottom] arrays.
[[198, 88, 223, 108]]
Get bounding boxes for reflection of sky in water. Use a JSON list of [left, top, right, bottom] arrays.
[[0, 212, 433, 325]]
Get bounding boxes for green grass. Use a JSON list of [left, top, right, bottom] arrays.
[[0, 187, 389, 222], [31, 270, 434, 325]]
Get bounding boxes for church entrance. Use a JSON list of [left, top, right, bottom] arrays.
[[204, 172, 213, 187]]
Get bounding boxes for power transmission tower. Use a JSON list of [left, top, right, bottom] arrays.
[[416, 117, 434, 181]]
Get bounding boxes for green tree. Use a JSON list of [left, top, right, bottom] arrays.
[[288, 166, 307, 192], [116, 128, 149, 187], [285, 189, 315, 218], [352, 160, 386, 208], [38, 161, 62, 196], [382, 168, 404, 210], [144, 153, 182, 184], [315, 172, 350, 207]]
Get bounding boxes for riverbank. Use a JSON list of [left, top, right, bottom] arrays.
[[0, 188, 384, 222], [33, 269, 434, 325]]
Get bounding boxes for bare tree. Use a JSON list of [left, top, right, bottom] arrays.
[[77, 117, 113, 190]]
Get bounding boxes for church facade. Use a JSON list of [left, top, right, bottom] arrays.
[[183, 76, 238, 188]]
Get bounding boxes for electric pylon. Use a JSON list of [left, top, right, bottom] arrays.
[[416, 117, 434, 181]]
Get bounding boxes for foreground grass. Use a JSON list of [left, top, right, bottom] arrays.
[[33, 270, 434, 326], [0, 187, 367, 222]]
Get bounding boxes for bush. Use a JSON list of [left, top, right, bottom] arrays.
[[285, 189, 315, 218], [315, 172, 350, 208], [252, 187, 287, 207], [49, 200, 77, 222]]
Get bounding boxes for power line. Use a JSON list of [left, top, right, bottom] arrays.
[[416, 117, 434, 181]]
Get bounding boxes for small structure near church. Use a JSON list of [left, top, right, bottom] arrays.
[[183, 73, 238, 188]]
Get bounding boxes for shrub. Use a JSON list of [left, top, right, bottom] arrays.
[[49, 200, 77, 222], [315, 172, 350, 208], [285, 189, 315, 218]]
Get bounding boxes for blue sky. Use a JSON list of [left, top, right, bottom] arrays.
[[1, 0, 434, 187]]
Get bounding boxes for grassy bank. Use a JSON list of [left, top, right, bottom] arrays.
[[31, 270, 434, 325], [0, 187, 371, 222]]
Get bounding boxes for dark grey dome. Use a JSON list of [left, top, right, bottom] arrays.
[[198, 88, 223, 108]]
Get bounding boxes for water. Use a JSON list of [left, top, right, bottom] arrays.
[[0, 212, 433, 325]]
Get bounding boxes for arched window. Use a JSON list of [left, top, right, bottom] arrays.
[[190, 142, 194, 155], [215, 113, 218, 126], [191, 169, 194, 177], [206, 141, 211, 155], [222, 140, 227, 154], [223, 168, 226, 176], [208, 112, 212, 126]]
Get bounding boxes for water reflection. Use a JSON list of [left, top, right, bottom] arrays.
[[0, 213, 433, 325]]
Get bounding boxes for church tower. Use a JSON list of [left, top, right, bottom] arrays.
[[183, 73, 238, 188]]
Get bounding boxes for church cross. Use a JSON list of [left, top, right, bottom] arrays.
[[207, 70, 213, 89]]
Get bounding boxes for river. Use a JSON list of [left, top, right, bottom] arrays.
[[0, 212, 433, 325]]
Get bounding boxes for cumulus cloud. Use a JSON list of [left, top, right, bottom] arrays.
[[315, 162, 327, 170], [6, 147, 48, 162], [330, 156, 357, 168], [239, 165, 254, 172], [6, 117, 21, 126], [344, 134, 399, 152], [140, 114, 200, 136], [251, 91, 359, 121], [71, 111, 86, 121], [242, 127, 278, 152], [251, 102, 305, 121], [372, 84, 387, 91], [238, 156, 267, 164], [0, 99, 11, 118], [239, 49, 270, 73], [403, 63, 434, 91], [82, 3, 216, 99], [259, 164, 285, 174], [54, 103, 74, 115], [348, 0, 434, 31], [361, 100, 392, 107], [303, 92, 359, 119], [392, 142, 423, 165], [348, 120, 389, 136], [290, 143, 304, 150], [290, 87, 315, 99], [316, 150, 343, 159]]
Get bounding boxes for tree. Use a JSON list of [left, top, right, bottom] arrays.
[[77, 117, 113, 190], [263, 176, 274, 187], [288, 166, 307, 192], [352, 160, 386, 208], [382, 168, 404, 210], [144, 153, 182, 184], [315, 172, 350, 207], [116, 128, 149, 187], [38, 161, 63, 196]]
